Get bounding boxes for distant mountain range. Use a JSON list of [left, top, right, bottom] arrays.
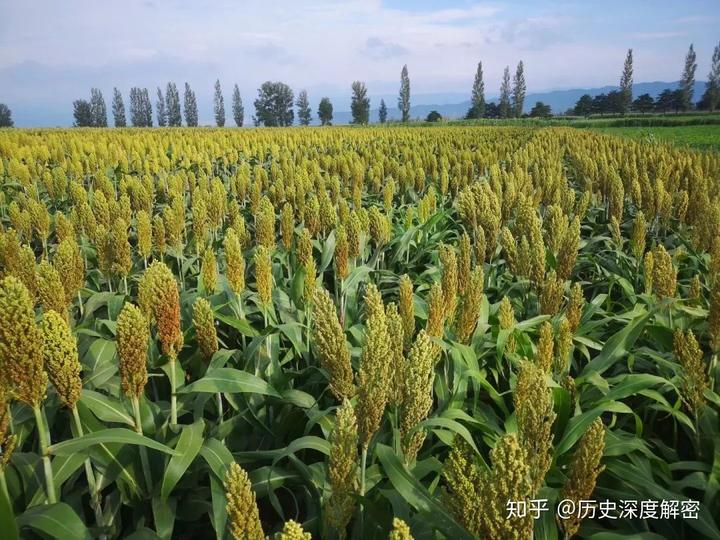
[[332, 80, 709, 124], [6, 81, 709, 127]]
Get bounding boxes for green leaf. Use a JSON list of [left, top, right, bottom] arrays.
[[79, 389, 134, 425], [578, 311, 652, 380], [555, 401, 633, 456], [376, 444, 474, 540], [152, 497, 177, 540], [200, 438, 235, 481], [17, 503, 91, 540], [48, 428, 179, 456], [179, 368, 281, 397], [161, 421, 205, 500], [0, 479, 19, 540]]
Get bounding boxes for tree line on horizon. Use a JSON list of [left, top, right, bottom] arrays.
[[1, 41, 718, 129]]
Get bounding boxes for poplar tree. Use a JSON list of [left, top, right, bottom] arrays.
[[232, 84, 244, 127], [512, 61, 526, 117], [398, 64, 411, 122], [156, 87, 167, 127], [350, 81, 370, 124], [499, 66, 511, 118], [166, 82, 182, 126], [214, 79, 225, 127], [379, 99, 388, 123], [318, 97, 333, 125], [112, 88, 126, 127], [184, 83, 199, 127], [619, 49, 633, 114], [90, 88, 107, 127], [296, 90, 312, 126], [141, 88, 153, 127], [707, 41, 720, 112], [469, 61, 485, 118], [680, 44, 697, 110]]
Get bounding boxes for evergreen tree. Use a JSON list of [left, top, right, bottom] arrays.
[[499, 66, 511, 118], [511, 61, 526, 117], [214, 79, 225, 127], [73, 100, 94, 127], [0, 103, 13, 127], [706, 41, 720, 112], [680, 44, 697, 110], [156, 87, 167, 127], [632, 93, 654, 113], [529, 101, 551, 117], [112, 88, 126, 127], [253, 81, 294, 127], [166, 82, 182, 126], [469, 61, 485, 119], [619, 49, 633, 114], [398, 64, 411, 122], [318, 97, 333, 125], [90, 88, 107, 127], [129, 88, 142, 127], [296, 89, 312, 126], [141, 88, 153, 127], [184, 83, 199, 127], [350, 81, 370, 125], [573, 94, 593, 117], [378, 99, 388, 123], [232, 84, 244, 127]]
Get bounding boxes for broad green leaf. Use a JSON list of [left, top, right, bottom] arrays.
[[79, 389, 134, 425], [179, 368, 281, 397], [0, 480, 19, 540], [17, 503, 91, 540], [48, 428, 179, 456], [200, 438, 235, 480], [161, 421, 205, 500]]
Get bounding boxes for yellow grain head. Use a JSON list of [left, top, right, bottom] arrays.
[[193, 297, 218, 362], [223, 227, 245, 295], [500, 226, 518, 273], [281, 203, 294, 251], [138, 262, 183, 356], [357, 283, 391, 447], [652, 244, 676, 299], [255, 196, 276, 249], [439, 244, 458, 322], [442, 439, 482, 535], [0, 276, 47, 407], [201, 247, 218, 294], [40, 310, 82, 408], [116, 303, 149, 398], [277, 520, 311, 540], [514, 359, 556, 495], [297, 228, 313, 268], [325, 400, 359, 540], [110, 218, 133, 278], [631, 210, 647, 260], [535, 321, 554, 373], [552, 316, 572, 374], [0, 384, 17, 468], [689, 275, 701, 301], [136, 210, 152, 261], [36, 260, 67, 316], [55, 212, 75, 243], [457, 232, 472, 295], [566, 282, 584, 333], [454, 267, 484, 344], [557, 216, 580, 281], [559, 418, 605, 539], [540, 269, 564, 316], [425, 282, 445, 339], [388, 518, 413, 540], [643, 250, 654, 294], [400, 330, 435, 463], [386, 303, 406, 407], [14, 245, 38, 298], [224, 462, 265, 540], [398, 274, 415, 350], [334, 225, 349, 281], [153, 214, 166, 258], [347, 211, 361, 259], [673, 329, 709, 416], [254, 245, 273, 309]]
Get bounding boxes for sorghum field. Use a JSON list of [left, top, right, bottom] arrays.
[[0, 126, 719, 540]]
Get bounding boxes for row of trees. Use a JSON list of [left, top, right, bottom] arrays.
[[74, 81, 244, 128], [464, 61, 527, 119], [572, 42, 720, 116], [63, 40, 720, 127]]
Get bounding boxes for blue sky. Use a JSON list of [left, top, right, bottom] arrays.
[[0, 0, 718, 124]]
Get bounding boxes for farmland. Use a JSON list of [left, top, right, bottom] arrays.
[[590, 124, 720, 151], [0, 125, 719, 539]]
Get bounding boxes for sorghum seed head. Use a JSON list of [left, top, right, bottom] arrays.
[[224, 462, 265, 540], [116, 303, 149, 398], [40, 310, 82, 408], [193, 297, 218, 362]]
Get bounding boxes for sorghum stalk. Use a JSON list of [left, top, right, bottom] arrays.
[[131, 395, 153, 493], [32, 405, 56, 503]]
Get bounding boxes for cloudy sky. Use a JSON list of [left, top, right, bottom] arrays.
[[0, 0, 718, 125]]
